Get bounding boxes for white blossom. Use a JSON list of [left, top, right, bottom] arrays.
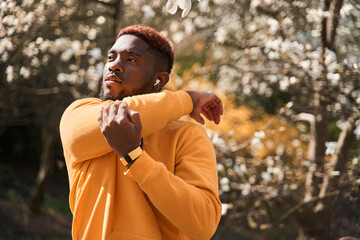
[[340, 3, 354, 16], [95, 16, 106, 25], [267, 18, 279, 34], [60, 49, 73, 62], [325, 141, 337, 155], [22, 0, 34, 7], [6, 65, 15, 83], [217, 163, 225, 172], [276, 144, 285, 156], [88, 48, 102, 59], [57, 73, 67, 84], [261, 172, 272, 182], [241, 183, 251, 196], [221, 203, 233, 215], [87, 28, 97, 40], [327, 72, 340, 85], [306, 8, 330, 23], [214, 27, 228, 43], [198, 0, 210, 13], [254, 131, 265, 139], [0, 38, 14, 51], [166, 0, 192, 17], [20, 66, 31, 79], [141, 5, 155, 18], [172, 31, 185, 44], [183, 19, 195, 35]]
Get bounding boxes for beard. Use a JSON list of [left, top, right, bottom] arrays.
[[99, 83, 153, 101]]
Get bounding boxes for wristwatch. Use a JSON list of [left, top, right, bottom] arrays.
[[119, 139, 143, 166]]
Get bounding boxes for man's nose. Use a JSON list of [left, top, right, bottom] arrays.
[[108, 59, 123, 73]]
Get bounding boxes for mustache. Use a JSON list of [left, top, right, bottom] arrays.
[[104, 71, 122, 83]]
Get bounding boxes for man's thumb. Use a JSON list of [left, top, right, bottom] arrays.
[[190, 112, 205, 125]]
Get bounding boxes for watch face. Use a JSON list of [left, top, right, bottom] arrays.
[[120, 146, 143, 166], [128, 146, 143, 161]]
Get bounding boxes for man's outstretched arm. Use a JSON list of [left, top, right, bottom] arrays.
[[60, 90, 223, 164]]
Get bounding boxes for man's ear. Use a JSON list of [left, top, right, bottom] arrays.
[[154, 72, 169, 91]]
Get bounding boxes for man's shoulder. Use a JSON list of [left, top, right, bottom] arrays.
[[67, 97, 102, 109], [164, 120, 209, 138], [62, 98, 104, 115], [166, 120, 196, 130], [61, 98, 103, 126]]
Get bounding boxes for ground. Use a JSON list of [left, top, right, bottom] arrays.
[[0, 198, 71, 240], [0, 155, 72, 240]]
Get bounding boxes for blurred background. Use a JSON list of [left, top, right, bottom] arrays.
[[1, 0, 360, 239]]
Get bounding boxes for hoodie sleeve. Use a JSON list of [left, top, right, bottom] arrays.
[[59, 90, 193, 164]]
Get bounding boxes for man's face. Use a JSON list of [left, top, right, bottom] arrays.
[[100, 34, 156, 101]]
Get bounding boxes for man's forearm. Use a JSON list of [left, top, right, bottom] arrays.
[[123, 90, 193, 136], [60, 90, 193, 163]]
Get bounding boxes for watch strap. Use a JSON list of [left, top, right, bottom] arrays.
[[119, 139, 143, 166]]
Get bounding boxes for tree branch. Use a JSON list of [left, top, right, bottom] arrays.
[[326, 0, 344, 52], [317, 111, 360, 199], [293, 112, 315, 123], [277, 190, 339, 225]]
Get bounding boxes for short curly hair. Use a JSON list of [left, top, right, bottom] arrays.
[[117, 25, 174, 73]]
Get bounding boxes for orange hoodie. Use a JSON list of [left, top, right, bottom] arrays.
[[59, 90, 221, 240]]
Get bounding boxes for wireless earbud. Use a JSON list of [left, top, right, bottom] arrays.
[[154, 79, 160, 86]]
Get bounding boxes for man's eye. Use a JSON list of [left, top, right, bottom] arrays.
[[127, 57, 137, 63]]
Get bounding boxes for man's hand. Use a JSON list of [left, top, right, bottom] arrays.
[[98, 101, 142, 157], [186, 91, 223, 125]]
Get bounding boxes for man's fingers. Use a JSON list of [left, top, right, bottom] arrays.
[[188, 91, 223, 124], [117, 102, 128, 121], [98, 107, 105, 131], [128, 110, 142, 132], [210, 96, 223, 115], [201, 108, 212, 121], [209, 97, 223, 124], [201, 107, 214, 121], [214, 113, 220, 124], [109, 103, 119, 118], [98, 107, 104, 123], [216, 97, 224, 115], [202, 98, 223, 124], [210, 101, 221, 124], [209, 102, 221, 124]]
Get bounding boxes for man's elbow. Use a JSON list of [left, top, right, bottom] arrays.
[[190, 196, 222, 240], [205, 198, 222, 239]]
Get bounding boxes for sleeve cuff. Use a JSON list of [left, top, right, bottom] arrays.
[[174, 90, 193, 115], [124, 151, 161, 187]]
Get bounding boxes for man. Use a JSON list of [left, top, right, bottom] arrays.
[[60, 25, 223, 240]]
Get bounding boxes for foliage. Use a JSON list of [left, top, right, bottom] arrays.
[[161, 0, 360, 238]]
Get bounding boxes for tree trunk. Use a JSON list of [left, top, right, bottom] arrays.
[[29, 125, 55, 213], [303, 90, 328, 203], [299, 1, 345, 238], [299, 94, 329, 239], [326, 0, 344, 52]]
